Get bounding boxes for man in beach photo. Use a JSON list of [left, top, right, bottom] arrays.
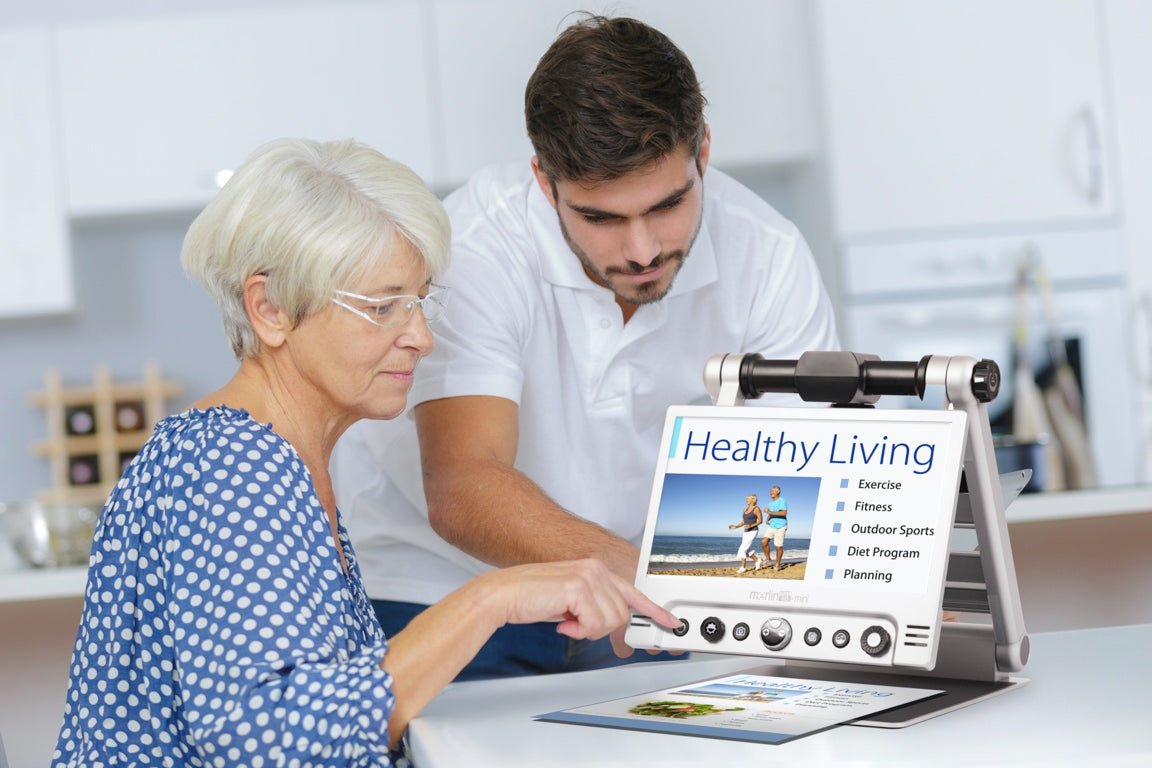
[[762, 485, 789, 572]]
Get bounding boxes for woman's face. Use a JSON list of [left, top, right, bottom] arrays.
[[287, 239, 436, 423]]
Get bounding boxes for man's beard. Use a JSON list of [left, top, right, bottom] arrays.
[[556, 213, 702, 307]]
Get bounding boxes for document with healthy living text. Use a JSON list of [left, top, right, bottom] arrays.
[[537, 672, 944, 744]]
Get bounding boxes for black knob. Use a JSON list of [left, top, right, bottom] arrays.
[[971, 359, 1000, 403], [700, 617, 725, 643], [860, 625, 892, 657]]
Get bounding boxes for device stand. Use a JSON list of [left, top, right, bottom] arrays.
[[705, 351, 1031, 726]]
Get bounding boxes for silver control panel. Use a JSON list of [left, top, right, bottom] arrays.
[[630, 608, 906, 667]]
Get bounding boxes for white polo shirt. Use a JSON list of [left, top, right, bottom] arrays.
[[332, 162, 840, 606]]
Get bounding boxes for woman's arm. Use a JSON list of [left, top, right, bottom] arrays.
[[381, 559, 679, 747]]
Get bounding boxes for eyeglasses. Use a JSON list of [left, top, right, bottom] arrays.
[[330, 284, 449, 328]]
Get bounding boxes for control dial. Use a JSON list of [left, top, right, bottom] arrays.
[[860, 625, 892, 657], [700, 616, 725, 643], [759, 617, 792, 651], [971, 359, 1000, 402]]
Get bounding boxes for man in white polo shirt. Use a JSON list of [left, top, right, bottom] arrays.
[[333, 14, 839, 680]]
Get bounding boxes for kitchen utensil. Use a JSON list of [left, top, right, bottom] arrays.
[[1026, 244, 1098, 489], [0, 500, 98, 568], [1012, 256, 1066, 491]]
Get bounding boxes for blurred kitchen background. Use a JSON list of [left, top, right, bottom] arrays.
[[2, 1, 1152, 765], [4, 0, 1152, 501]]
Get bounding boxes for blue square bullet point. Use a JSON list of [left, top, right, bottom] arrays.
[[840, 478, 849, 488], [829, 545, 838, 556], [825, 569, 834, 580], [832, 523, 842, 533], [836, 501, 845, 511]]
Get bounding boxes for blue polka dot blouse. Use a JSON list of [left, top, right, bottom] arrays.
[[53, 407, 401, 767]]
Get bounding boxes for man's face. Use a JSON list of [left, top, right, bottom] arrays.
[[533, 136, 709, 314]]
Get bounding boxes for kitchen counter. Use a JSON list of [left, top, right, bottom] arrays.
[[1006, 484, 1152, 523], [0, 485, 1149, 604], [0, 566, 86, 602]]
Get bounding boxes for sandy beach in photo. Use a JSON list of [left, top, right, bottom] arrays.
[[648, 561, 807, 579]]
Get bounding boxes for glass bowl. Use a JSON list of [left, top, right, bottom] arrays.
[[0, 500, 99, 568]]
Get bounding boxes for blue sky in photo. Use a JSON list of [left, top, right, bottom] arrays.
[[651, 473, 822, 538]]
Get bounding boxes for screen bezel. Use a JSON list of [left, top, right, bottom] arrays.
[[631, 404, 969, 668]]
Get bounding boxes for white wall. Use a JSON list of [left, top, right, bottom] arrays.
[[0, 215, 240, 504]]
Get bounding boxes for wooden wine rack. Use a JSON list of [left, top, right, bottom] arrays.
[[29, 363, 181, 505]]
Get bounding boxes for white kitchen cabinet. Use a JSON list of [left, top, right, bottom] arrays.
[[1100, 0, 1152, 482], [0, 27, 73, 317], [429, 0, 816, 188], [54, 2, 437, 216], [814, 0, 1116, 239]]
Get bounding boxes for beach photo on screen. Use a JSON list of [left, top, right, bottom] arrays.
[[646, 473, 821, 580]]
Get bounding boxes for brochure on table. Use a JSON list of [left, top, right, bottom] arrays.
[[537, 671, 944, 745]]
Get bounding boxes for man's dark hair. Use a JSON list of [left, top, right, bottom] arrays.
[[525, 14, 707, 184]]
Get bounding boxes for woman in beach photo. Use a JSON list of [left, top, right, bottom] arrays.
[[728, 494, 765, 574]]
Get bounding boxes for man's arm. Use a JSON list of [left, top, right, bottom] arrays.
[[415, 395, 640, 582]]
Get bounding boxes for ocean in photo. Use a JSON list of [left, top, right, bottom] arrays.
[[648, 534, 811, 567]]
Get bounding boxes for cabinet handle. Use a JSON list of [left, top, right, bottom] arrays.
[[1078, 106, 1103, 205], [1134, 290, 1152, 388]]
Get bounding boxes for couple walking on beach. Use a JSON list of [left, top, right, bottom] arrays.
[[728, 487, 788, 573]]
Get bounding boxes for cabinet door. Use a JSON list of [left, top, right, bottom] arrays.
[[1101, 0, 1152, 482], [55, 2, 436, 216], [0, 27, 72, 317], [430, 0, 815, 188], [626, 0, 817, 170], [816, 0, 1115, 238]]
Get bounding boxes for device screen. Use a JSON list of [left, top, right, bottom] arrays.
[[630, 405, 968, 669]]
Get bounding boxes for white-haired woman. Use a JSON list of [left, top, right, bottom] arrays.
[[52, 138, 677, 767]]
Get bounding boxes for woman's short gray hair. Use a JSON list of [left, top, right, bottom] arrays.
[[181, 138, 450, 358]]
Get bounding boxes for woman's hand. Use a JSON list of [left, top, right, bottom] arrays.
[[384, 559, 681, 742], [478, 559, 680, 650]]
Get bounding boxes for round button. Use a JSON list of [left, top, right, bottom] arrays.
[[599, 318, 612, 329], [860, 625, 892, 657], [804, 627, 822, 646], [832, 629, 851, 649], [672, 618, 690, 637], [759, 617, 792, 651], [700, 616, 725, 643], [732, 622, 750, 641]]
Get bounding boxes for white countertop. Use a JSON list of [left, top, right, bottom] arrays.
[[409, 624, 1152, 767], [1, 486, 1149, 602], [1005, 484, 1152, 523], [0, 566, 86, 603]]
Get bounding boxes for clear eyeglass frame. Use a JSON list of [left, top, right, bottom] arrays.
[[330, 284, 449, 328]]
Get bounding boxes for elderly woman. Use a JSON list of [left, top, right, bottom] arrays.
[[52, 138, 677, 766]]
